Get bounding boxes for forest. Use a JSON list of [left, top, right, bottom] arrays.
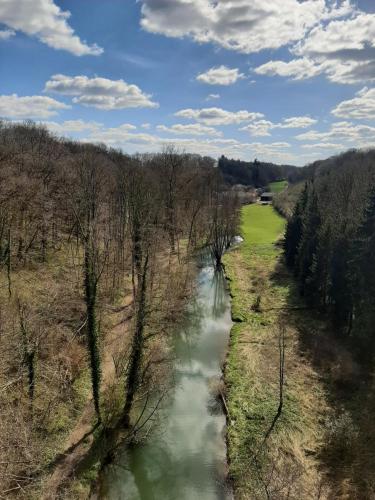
[[218, 155, 315, 187], [285, 149, 375, 353], [0, 121, 239, 499], [2, 118, 375, 500]]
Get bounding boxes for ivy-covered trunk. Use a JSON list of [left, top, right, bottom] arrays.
[[84, 242, 101, 421], [123, 253, 149, 428]]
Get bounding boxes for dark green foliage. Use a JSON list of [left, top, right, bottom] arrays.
[[284, 183, 308, 268], [284, 149, 375, 348], [218, 155, 315, 188], [349, 190, 375, 345], [296, 186, 321, 297]]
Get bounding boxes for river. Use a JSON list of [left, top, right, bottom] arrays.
[[100, 257, 233, 500]]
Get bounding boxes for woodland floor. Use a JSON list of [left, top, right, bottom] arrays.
[[41, 292, 134, 500]]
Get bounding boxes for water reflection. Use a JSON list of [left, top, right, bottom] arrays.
[[100, 262, 233, 500]]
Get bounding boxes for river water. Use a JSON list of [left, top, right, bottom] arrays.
[[100, 259, 233, 500]]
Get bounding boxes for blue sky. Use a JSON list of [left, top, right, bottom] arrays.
[[1, 0, 375, 165]]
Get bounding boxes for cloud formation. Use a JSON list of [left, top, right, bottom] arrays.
[[0, 29, 15, 40], [157, 123, 222, 136], [240, 116, 317, 136], [39, 119, 293, 163], [196, 66, 245, 85], [296, 121, 375, 146], [41, 119, 103, 134], [255, 11, 375, 84], [175, 107, 263, 126], [332, 87, 375, 120], [45, 74, 159, 110], [140, 0, 352, 54], [0, 94, 69, 119], [0, 0, 102, 55], [206, 94, 220, 101]]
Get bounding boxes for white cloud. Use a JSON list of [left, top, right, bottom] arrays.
[[88, 129, 157, 147], [36, 119, 295, 163], [296, 121, 375, 146], [0, 94, 69, 119], [140, 0, 353, 54], [206, 94, 220, 101], [44, 74, 159, 110], [255, 11, 375, 84], [301, 142, 344, 149], [240, 120, 274, 137], [293, 13, 375, 56], [0, 29, 15, 40], [45, 120, 294, 163], [196, 66, 245, 85], [332, 87, 375, 119], [141, 123, 151, 129], [0, 0, 102, 55], [42, 119, 103, 135], [240, 116, 317, 136], [281, 116, 318, 128], [175, 107, 263, 126], [255, 57, 323, 80], [156, 123, 222, 137]]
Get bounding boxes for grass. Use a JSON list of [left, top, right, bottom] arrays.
[[241, 204, 285, 254], [224, 205, 330, 499], [269, 180, 288, 193]]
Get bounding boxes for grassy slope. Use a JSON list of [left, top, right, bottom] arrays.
[[268, 180, 288, 193], [224, 205, 330, 499]]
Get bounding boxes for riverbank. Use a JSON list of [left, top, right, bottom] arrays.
[[99, 256, 232, 499], [223, 205, 331, 499], [65, 256, 197, 498]]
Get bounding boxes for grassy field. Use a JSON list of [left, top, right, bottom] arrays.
[[241, 204, 285, 250], [269, 180, 288, 193], [224, 205, 330, 499]]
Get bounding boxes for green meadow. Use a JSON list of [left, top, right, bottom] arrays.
[[240, 204, 285, 256], [268, 180, 288, 193]]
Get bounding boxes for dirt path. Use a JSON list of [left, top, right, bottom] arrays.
[[42, 294, 134, 500]]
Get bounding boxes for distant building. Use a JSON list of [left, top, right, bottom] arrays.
[[260, 192, 274, 204]]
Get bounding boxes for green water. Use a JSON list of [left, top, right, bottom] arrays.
[[100, 262, 233, 500]]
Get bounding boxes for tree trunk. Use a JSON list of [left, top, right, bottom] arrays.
[[123, 253, 149, 428], [84, 243, 101, 421]]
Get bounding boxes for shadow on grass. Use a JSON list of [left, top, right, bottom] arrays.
[[269, 252, 375, 498]]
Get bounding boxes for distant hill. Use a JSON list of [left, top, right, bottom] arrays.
[[273, 148, 375, 217], [218, 155, 315, 188]]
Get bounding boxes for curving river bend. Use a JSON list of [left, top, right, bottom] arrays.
[[100, 258, 233, 500]]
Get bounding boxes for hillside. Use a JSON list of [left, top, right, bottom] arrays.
[[0, 121, 239, 498], [218, 155, 315, 188]]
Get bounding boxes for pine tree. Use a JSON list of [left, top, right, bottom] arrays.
[[305, 224, 332, 308], [295, 185, 321, 297], [284, 183, 308, 268], [349, 189, 375, 343]]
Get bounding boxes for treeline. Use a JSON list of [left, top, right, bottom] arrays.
[[0, 120, 238, 497], [284, 149, 375, 355], [218, 155, 315, 187]]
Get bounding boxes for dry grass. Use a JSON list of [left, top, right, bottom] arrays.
[[224, 206, 332, 499], [36, 242, 195, 499]]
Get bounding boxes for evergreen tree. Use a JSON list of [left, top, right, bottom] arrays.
[[284, 183, 308, 268], [349, 189, 375, 343], [295, 185, 321, 297], [329, 236, 352, 331]]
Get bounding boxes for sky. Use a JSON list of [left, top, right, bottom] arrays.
[[1, 0, 375, 166]]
